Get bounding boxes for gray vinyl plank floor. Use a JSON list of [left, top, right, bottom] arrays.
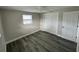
[[7, 31, 77, 52]]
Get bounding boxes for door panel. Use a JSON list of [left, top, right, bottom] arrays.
[[62, 12, 78, 42], [41, 13, 58, 35], [0, 14, 6, 52]]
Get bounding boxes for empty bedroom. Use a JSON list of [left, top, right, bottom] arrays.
[[0, 6, 79, 52]]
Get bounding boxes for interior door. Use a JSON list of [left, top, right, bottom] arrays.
[[42, 12, 58, 34], [0, 14, 6, 52], [62, 12, 78, 42]]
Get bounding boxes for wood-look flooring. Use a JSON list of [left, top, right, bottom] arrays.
[[7, 31, 77, 52]]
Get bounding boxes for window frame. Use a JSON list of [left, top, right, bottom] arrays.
[[22, 14, 33, 24]]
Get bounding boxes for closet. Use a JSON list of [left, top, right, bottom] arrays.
[[40, 12, 58, 35], [0, 14, 6, 52], [62, 12, 78, 42]]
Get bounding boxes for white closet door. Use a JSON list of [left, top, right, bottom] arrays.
[[41, 12, 58, 35], [62, 12, 78, 42], [0, 14, 6, 52]]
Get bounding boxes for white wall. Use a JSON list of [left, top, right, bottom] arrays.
[[0, 13, 6, 52], [40, 12, 58, 35], [57, 12, 63, 36], [1, 10, 40, 43]]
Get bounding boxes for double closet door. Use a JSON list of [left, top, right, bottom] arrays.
[[41, 12, 58, 35], [62, 12, 78, 42]]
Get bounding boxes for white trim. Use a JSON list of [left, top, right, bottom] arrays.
[[76, 44, 79, 52], [6, 30, 40, 44]]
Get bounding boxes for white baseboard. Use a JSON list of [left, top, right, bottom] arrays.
[[6, 30, 40, 44]]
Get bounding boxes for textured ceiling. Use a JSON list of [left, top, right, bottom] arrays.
[[0, 6, 79, 13]]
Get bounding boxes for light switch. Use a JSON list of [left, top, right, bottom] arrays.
[[0, 33, 1, 38]]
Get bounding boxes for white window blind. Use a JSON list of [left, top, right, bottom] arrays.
[[22, 15, 32, 24]]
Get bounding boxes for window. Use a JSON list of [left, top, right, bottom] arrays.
[[22, 15, 32, 24]]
